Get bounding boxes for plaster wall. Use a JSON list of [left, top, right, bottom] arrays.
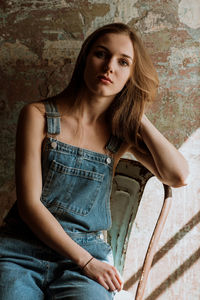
[[0, 0, 199, 298]]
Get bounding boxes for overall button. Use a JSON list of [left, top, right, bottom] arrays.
[[51, 141, 57, 149], [106, 157, 112, 164]]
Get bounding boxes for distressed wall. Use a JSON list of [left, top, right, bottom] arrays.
[[0, 0, 199, 298]]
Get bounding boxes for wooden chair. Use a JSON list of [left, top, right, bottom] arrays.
[[107, 159, 172, 300]]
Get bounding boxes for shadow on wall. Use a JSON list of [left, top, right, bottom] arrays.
[[124, 210, 200, 299]]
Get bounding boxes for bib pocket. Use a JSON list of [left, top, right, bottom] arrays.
[[41, 160, 104, 216]]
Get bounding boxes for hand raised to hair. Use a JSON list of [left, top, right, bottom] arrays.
[[82, 257, 123, 292]]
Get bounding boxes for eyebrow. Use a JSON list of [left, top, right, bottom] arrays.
[[95, 45, 133, 61]]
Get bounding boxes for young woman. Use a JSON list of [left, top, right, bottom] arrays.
[[0, 23, 189, 299]]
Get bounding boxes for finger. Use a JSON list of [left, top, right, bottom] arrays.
[[115, 270, 124, 290], [97, 277, 110, 291], [111, 275, 122, 291], [106, 277, 116, 292], [109, 266, 123, 289]]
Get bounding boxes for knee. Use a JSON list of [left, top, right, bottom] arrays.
[[48, 280, 113, 300], [79, 281, 113, 300]]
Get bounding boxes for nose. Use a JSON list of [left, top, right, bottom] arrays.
[[103, 58, 114, 73]]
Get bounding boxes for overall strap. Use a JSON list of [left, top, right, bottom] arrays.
[[44, 100, 61, 135], [106, 135, 123, 154]]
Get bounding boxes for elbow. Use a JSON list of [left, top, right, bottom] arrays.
[[17, 201, 33, 224], [171, 178, 187, 188], [17, 203, 27, 222], [159, 162, 190, 188], [170, 169, 190, 188]]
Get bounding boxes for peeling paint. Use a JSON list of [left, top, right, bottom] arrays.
[[143, 11, 173, 33], [178, 0, 200, 29], [42, 40, 82, 63], [114, 0, 139, 23], [0, 40, 39, 66], [169, 46, 200, 71]]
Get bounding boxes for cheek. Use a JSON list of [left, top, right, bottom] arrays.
[[115, 72, 131, 92], [119, 70, 131, 85]]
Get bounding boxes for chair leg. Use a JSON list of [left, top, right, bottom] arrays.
[[135, 185, 172, 300]]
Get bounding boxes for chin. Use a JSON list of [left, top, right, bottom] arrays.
[[86, 86, 113, 98]]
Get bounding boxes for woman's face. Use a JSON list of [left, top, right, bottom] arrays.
[[83, 33, 134, 100]]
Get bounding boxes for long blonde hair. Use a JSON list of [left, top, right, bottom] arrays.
[[61, 23, 159, 148]]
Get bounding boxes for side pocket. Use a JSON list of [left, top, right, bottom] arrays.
[[41, 160, 55, 199], [96, 237, 112, 252]]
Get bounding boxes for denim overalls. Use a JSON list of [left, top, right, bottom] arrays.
[[0, 100, 122, 300]]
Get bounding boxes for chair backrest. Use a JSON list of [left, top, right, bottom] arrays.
[[108, 158, 172, 299], [108, 158, 153, 274]]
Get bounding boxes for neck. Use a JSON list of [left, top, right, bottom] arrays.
[[75, 89, 114, 125]]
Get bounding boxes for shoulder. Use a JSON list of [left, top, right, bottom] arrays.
[[17, 101, 47, 140], [18, 100, 48, 127], [19, 100, 46, 119]]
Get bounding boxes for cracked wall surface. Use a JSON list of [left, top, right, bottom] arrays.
[[0, 0, 199, 298]]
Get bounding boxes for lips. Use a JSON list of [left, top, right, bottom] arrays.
[[97, 75, 113, 83]]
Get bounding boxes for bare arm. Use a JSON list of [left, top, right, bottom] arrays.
[[16, 103, 93, 265], [16, 103, 122, 292], [129, 114, 189, 188]]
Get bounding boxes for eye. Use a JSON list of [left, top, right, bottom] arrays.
[[119, 59, 129, 67], [94, 51, 107, 59]]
